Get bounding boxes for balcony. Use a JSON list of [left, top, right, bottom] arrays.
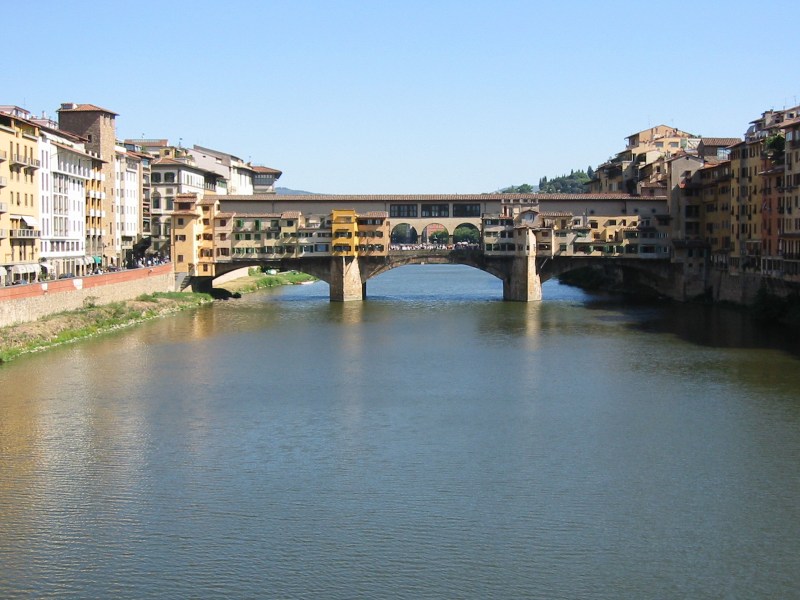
[[0, 201, 7, 213], [0, 149, 6, 161], [0, 228, 6, 239], [11, 155, 40, 169], [10, 228, 40, 239]]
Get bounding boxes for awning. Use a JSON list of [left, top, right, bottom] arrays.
[[11, 215, 39, 227], [40, 262, 54, 272], [9, 264, 37, 275]]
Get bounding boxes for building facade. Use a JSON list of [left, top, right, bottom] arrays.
[[0, 107, 42, 284]]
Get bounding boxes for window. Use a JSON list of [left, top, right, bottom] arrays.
[[390, 204, 418, 218], [151, 173, 161, 183], [164, 172, 175, 183], [453, 203, 481, 217], [177, 218, 184, 225], [421, 203, 449, 218]]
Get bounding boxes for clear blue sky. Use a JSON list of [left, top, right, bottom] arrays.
[[5, 1, 799, 194]]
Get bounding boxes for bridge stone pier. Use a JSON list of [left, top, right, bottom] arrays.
[[503, 255, 542, 302], [330, 256, 367, 301]]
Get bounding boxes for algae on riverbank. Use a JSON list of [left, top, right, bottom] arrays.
[[0, 292, 213, 364]]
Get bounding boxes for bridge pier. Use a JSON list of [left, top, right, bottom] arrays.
[[330, 256, 365, 302], [503, 255, 542, 302]]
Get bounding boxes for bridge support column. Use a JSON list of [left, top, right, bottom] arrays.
[[503, 255, 542, 302], [330, 256, 365, 302]]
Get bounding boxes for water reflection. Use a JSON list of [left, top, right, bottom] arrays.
[[2, 268, 800, 598]]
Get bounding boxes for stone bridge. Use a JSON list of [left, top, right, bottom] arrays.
[[194, 249, 686, 302]]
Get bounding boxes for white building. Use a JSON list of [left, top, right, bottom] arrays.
[[114, 144, 142, 266], [188, 145, 255, 195], [38, 122, 93, 277]]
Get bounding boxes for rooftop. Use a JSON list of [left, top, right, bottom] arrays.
[[58, 103, 118, 116]]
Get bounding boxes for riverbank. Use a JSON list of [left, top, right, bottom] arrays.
[[0, 291, 213, 364], [215, 269, 317, 295]]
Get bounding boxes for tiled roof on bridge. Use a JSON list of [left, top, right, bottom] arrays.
[[241, 213, 282, 218], [216, 193, 648, 202], [215, 212, 235, 218], [281, 211, 301, 218], [359, 211, 389, 218], [539, 211, 574, 217]]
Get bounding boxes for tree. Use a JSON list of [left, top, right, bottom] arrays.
[[501, 183, 534, 193], [429, 230, 449, 244], [765, 134, 785, 164], [454, 225, 480, 244]]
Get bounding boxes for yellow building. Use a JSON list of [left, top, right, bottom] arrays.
[[0, 108, 41, 284], [697, 160, 732, 269], [171, 193, 202, 276], [331, 209, 357, 256], [729, 140, 765, 271]]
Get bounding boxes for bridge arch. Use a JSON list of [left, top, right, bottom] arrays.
[[421, 223, 449, 244], [453, 222, 480, 244], [540, 257, 681, 298], [360, 250, 511, 283], [391, 223, 418, 244]]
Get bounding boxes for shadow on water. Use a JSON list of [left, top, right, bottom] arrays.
[[581, 292, 800, 357]]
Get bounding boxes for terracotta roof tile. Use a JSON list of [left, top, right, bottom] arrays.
[[252, 166, 283, 175], [216, 193, 647, 202], [700, 137, 741, 147], [58, 103, 118, 116]]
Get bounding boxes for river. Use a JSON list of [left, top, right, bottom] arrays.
[[1, 265, 800, 598]]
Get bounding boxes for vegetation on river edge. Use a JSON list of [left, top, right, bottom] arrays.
[[0, 292, 213, 364], [0, 271, 316, 364], [215, 268, 317, 295]]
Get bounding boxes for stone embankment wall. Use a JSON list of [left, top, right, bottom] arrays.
[[709, 270, 795, 305], [0, 265, 174, 328]]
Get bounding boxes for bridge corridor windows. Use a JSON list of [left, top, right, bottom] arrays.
[[390, 204, 418, 218], [452, 203, 481, 218], [421, 204, 449, 218]]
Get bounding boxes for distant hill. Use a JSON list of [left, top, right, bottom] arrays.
[[275, 187, 316, 195], [538, 170, 590, 194], [498, 168, 592, 195]]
